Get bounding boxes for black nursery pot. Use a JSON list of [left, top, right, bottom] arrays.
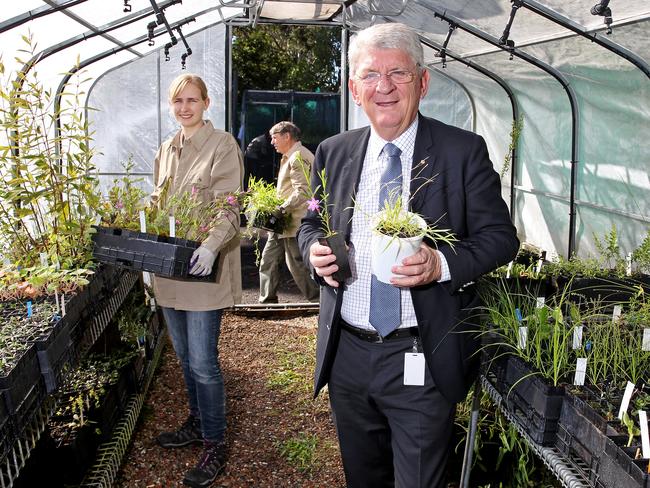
[[318, 233, 352, 283]]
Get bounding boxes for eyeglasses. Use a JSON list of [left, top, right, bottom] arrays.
[[356, 69, 416, 86]]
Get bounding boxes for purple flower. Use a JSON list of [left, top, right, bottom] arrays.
[[226, 195, 237, 206], [191, 186, 198, 196], [199, 225, 209, 233], [307, 198, 320, 212], [115, 200, 124, 209]]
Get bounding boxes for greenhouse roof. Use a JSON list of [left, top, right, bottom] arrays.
[[1, 1, 649, 260]]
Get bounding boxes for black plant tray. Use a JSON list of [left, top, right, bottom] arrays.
[[34, 317, 75, 393], [0, 390, 14, 463], [554, 390, 626, 487], [600, 435, 650, 488], [555, 275, 650, 310], [500, 355, 564, 446], [91, 226, 217, 281], [0, 345, 46, 434]]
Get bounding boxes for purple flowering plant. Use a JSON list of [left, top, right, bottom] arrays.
[[296, 154, 336, 238], [102, 166, 242, 242]]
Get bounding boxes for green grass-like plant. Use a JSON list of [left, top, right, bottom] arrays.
[[278, 433, 319, 473]]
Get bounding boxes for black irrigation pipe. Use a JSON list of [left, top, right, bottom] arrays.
[[8, 0, 183, 165], [52, 14, 200, 155], [17, 0, 182, 78], [521, 0, 650, 79], [418, 37, 520, 222], [413, 1, 580, 257], [51, 4, 226, 143]]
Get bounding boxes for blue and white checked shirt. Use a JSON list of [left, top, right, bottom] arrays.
[[340, 119, 450, 331]]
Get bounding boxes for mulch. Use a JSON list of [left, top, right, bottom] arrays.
[[115, 311, 345, 488]]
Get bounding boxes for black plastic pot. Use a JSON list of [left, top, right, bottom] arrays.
[[91, 226, 218, 281], [318, 233, 352, 283], [500, 355, 564, 446], [249, 210, 289, 234]]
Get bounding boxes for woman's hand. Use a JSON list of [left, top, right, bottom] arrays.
[[189, 246, 217, 276]]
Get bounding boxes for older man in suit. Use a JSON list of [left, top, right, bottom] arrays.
[[297, 23, 519, 487]]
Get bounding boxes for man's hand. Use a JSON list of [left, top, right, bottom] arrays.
[[189, 246, 217, 276], [390, 244, 441, 287], [309, 241, 340, 288]]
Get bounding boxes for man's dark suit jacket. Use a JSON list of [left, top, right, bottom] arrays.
[[297, 113, 519, 404]]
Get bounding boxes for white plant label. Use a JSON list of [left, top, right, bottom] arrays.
[[150, 296, 157, 311], [572, 325, 584, 350], [61, 293, 66, 317], [535, 258, 543, 274], [139, 210, 146, 232], [536, 297, 545, 308], [626, 252, 632, 276], [505, 261, 513, 279], [639, 411, 650, 459], [518, 326, 528, 350], [55, 291, 60, 314], [612, 305, 622, 323], [169, 215, 176, 238], [574, 358, 587, 386], [618, 381, 636, 420], [39, 252, 48, 267], [143, 272, 152, 287], [643, 329, 650, 352]]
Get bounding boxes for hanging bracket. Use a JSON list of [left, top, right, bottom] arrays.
[[176, 27, 193, 69], [499, 0, 522, 60], [590, 0, 613, 34], [148, 0, 177, 47], [434, 24, 456, 69]]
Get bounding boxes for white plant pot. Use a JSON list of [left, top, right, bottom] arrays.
[[370, 212, 426, 284]]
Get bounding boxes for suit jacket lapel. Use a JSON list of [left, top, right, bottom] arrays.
[[410, 114, 437, 214], [340, 128, 370, 240]]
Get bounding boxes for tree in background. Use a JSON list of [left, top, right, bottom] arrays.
[[232, 24, 341, 95]]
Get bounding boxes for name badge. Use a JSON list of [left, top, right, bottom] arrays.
[[404, 353, 425, 386]]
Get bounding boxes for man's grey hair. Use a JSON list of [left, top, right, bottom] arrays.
[[348, 22, 424, 75], [269, 121, 301, 140]]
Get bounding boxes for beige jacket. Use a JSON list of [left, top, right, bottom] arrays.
[[277, 142, 314, 238], [151, 121, 244, 311]]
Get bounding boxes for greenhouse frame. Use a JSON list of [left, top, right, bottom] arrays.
[[1, 1, 649, 487]]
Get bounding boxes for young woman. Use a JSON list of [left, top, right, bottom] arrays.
[[151, 73, 243, 488]]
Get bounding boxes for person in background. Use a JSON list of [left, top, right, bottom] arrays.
[[258, 121, 319, 303], [297, 23, 519, 487], [243, 132, 275, 186], [151, 73, 243, 488]]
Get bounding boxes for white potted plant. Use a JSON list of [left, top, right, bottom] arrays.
[[370, 196, 457, 283]]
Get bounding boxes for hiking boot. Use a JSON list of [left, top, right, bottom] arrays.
[[156, 415, 202, 448], [183, 440, 227, 487]]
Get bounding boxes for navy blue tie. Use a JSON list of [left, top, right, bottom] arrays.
[[369, 143, 402, 337]]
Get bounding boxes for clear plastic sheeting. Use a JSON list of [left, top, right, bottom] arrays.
[[1, 0, 649, 260], [88, 25, 229, 195]]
